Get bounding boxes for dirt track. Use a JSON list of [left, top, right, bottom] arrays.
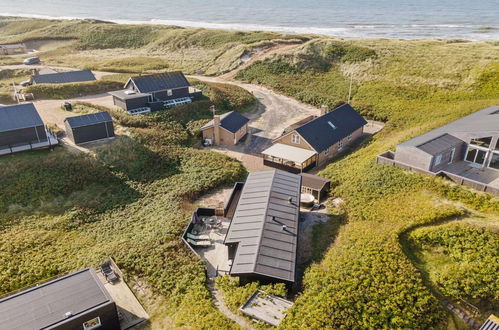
[[33, 93, 114, 127], [190, 75, 320, 154]]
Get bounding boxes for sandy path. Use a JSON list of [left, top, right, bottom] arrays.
[[33, 93, 114, 127]]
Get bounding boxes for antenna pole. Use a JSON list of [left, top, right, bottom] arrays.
[[348, 74, 353, 104]]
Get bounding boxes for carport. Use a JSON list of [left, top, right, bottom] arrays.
[[262, 143, 317, 173]]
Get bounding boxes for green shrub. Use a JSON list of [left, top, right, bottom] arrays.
[[25, 80, 123, 99], [409, 224, 498, 305]]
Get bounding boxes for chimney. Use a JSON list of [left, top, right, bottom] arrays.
[[213, 115, 221, 145], [321, 105, 329, 116]]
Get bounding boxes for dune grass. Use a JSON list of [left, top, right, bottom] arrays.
[[234, 38, 499, 328]]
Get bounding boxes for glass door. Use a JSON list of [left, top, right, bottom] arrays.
[[465, 146, 488, 168]]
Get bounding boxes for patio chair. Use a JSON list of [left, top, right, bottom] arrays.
[[101, 261, 119, 283], [187, 233, 211, 241], [187, 238, 212, 247]]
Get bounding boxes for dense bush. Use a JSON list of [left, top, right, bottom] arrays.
[[216, 276, 287, 315], [409, 224, 499, 306], [25, 79, 123, 99]]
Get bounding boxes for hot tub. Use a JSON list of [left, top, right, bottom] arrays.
[[300, 193, 315, 207]]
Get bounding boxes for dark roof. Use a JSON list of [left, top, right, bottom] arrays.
[[33, 70, 96, 84], [225, 170, 301, 282], [294, 104, 367, 152], [0, 268, 113, 330], [201, 111, 250, 133], [416, 133, 465, 155], [0, 103, 44, 132], [128, 72, 190, 93], [65, 112, 113, 128], [299, 173, 331, 191], [480, 315, 499, 330]]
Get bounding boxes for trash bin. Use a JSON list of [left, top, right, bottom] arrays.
[[63, 102, 72, 111]]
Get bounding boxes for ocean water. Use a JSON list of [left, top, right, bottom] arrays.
[[1, 0, 498, 40]]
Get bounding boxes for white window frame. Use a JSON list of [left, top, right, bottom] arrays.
[[434, 154, 442, 166], [464, 145, 488, 167], [448, 147, 455, 164], [488, 151, 499, 171], [291, 134, 300, 144], [83, 317, 102, 330], [348, 134, 353, 141], [167, 89, 173, 96], [338, 140, 344, 151]]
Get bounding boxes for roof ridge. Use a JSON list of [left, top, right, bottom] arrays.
[[251, 170, 277, 274]]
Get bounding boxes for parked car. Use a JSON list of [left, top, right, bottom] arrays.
[[20, 80, 31, 87], [23, 57, 40, 65]]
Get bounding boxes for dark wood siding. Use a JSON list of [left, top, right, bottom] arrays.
[[53, 301, 120, 330], [65, 122, 114, 144], [153, 87, 190, 101], [0, 125, 47, 148]]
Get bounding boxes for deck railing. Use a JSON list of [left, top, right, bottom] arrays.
[[377, 152, 499, 196]]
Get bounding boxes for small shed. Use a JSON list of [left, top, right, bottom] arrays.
[[299, 173, 331, 201], [64, 112, 114, 145], [0, 103, 47, 149]]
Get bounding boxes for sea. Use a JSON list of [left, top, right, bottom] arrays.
[[1, 0, 498, 40]]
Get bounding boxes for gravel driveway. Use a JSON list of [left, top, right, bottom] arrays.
[[33, 93, 114, 127], [190, 75, 320, 154]]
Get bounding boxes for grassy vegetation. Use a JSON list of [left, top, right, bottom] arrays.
[[1, 16, 498, 329], [85, 57, 170, 73], [24, 79, 124, 99], [0, 17, 310, 75], [234, 38, 499, 328], [0, 87, 248, 328], [409, 223, 498, 308]]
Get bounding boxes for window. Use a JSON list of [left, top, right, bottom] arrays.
[[348, 134, 353, 141], [291, 134, 300, 144], [470, 137, 492, 148], [465, 146, 488, 166], [338, 140, 344, 151], [167, 89, 173, 96], [324, 147, 329, 155], [327, 121, 337, 130], [83, 317, 101, 330], [434, 154, 442, 166], [448, 148, 456, 164], [489, 153, 499, 170], [495, 139, 499, 151]]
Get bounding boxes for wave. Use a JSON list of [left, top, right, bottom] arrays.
[[0, 12, 498, 41]]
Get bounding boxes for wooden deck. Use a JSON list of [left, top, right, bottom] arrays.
[[240, 290, 293, 327], [96, 270, 148, 330]]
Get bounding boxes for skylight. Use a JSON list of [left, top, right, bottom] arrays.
[[328, 121, 337, 130]]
